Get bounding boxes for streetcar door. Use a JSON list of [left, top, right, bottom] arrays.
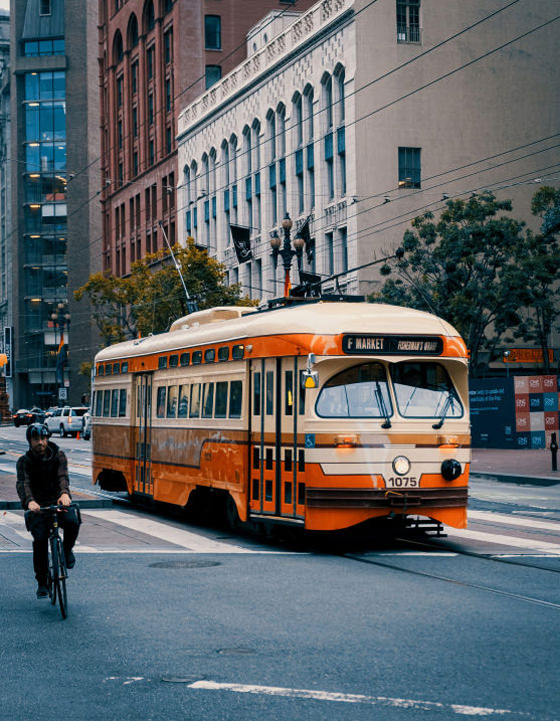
[[133, 373, 153, 496], [279, 357, 306, 520], [249, 357, 305, 521], [250, 358, 280, 516]]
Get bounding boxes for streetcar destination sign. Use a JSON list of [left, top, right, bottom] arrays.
[[342, 334, 443, 355]]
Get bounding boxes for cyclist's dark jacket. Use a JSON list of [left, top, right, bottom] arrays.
[[16, 442, 71, 510]]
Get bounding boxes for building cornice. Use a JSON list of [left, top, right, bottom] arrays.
[[177, 0, 353, 141]]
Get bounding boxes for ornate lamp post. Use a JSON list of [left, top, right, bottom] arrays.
[[270, 213, 306, 297], [51, 302, 70, 402]]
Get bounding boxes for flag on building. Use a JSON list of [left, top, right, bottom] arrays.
[[230, 225, 252, 263]]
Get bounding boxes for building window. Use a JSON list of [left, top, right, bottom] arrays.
[[398, 147, 421, 188], [205, 65, 222, 89], [40, 0, 51, 15], [164, 28, 173, 64], [397, 0, 420, 43], [205, 15, 221, 50]]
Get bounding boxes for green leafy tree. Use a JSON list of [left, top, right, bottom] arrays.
[[374, 192, 529, 376], [75, 239, 255, 345], [503, 187, 560, 373]]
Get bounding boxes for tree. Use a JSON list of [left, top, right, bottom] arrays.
[[374, 192, 530, 376], [504, 187, 560, 373], [75, 239, 255, 346]]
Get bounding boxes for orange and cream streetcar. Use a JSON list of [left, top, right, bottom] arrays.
[[91, 300, 470, 532]]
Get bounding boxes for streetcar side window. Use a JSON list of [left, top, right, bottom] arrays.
[[285, 370, 293, 416], [215, 381, 228, 418], [113, 363, 120, 374], [180, 353, 190, 367], [178, 385, 189, 417], [266, 371, 274, 415], [253, 372, 261, 416], [119, 389, 127, 417], [204, 349, 215, 363], [229, 380, 242, 418], [192, 351, 202, 365], [202, 382, 214, 418], [95, 391, 102, 417], [111, 389, 119, 417], [316, 363, 392, 418], [391, 362, 463, 418], [299, 370, 306, 416], [169, 354, 179, 368], [167, 385, 178, 417], [218, 346, 229, 361], [103, 390, 111, 416], [156, 386, 166, 418], [190, 384, 201, 417], [121, 362, 128, 373]]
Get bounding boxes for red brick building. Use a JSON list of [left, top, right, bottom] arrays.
[[98, 0, 315, 277]]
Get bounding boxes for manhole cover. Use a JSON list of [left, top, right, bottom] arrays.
[[149, 560, 221, 569]]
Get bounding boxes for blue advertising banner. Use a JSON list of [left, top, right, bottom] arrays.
[[469, 378, 515, 448]]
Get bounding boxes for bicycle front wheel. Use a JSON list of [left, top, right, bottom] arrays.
[[52, 538, 68, 619]]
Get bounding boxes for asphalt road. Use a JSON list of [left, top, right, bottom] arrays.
[[1, 426, 559, 721]]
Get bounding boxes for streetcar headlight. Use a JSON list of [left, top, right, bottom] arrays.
[[441, 459, 462, 481], [392, 456, 410, 476]]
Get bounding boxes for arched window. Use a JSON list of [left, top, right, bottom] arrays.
[[266, 109, 275, 163], [321, 72, 333, 131], [127, 14, 139, 50], [183, 164, 191, 206], [113, 30, 124, 64], [334, 64, 345, 126], [143, 0, 155, 33]]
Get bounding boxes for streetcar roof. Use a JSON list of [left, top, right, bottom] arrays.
[[94, 302, 462, 363]]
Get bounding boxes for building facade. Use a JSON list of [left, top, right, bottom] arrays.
[[177, 1, 355, 301], [10, 0, 100, 410], [177, 0, 559, 321], [0, 9, 12, 402], [98, 0, 317, 283]]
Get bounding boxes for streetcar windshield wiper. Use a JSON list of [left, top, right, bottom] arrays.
[[375, 381, 392, 429], [432, 393, 454, 429]]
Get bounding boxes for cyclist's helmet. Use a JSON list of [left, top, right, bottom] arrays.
[[26, 422, 50, 444]]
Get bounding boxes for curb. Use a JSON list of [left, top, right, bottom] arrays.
[[470, 471, 560, 487]]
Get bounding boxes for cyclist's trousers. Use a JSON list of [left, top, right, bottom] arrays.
[[25, 507, 81, 584]]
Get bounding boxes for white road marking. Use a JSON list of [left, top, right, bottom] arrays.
[[83, 509, 286, 554], [469, 510, 560, 533], [445, 527, 560, 554], [187, 680, 526, 717]]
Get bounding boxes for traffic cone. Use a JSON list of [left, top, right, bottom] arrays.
[[76, 431, 80, 439]]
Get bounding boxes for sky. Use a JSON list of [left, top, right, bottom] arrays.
[[0, 1, 8, 12]]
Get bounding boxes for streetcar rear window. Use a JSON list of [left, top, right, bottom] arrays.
[[316, 363, 392, 418], [391, 362, 463, 419]]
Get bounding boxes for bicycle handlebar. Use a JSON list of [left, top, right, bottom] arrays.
[[39, 503, 78, 512]]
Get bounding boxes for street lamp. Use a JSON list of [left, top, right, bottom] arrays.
[[51, 302, 70, 399], [270, 213, 307, 297]]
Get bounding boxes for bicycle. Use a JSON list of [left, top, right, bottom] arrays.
[[40, 503, 78, 619]]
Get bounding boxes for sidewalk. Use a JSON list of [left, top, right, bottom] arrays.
[[470, 448, 560, 485]]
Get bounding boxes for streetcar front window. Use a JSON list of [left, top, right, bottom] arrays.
[[316, 363, 392, 418], [391, 362, 463, 419]]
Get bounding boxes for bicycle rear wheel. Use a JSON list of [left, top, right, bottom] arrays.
[[52, 538, 68, 619]]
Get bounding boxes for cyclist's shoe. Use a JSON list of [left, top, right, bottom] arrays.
[[65, 550, 76, 569], [36, 584, 49, 599]]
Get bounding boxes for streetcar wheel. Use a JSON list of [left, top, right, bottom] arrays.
[[225, 496, 240, 530]]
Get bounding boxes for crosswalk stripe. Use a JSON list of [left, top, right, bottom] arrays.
[[83, 510, 285, 554], [468, 510, 560, 533], [445, 527, 560, 553]]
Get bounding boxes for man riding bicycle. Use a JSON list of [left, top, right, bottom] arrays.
[[16, 423, 81, 599]]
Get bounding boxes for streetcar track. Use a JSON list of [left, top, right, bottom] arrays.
[[344, 552, 560, 610], [395, 534, 560, 574]]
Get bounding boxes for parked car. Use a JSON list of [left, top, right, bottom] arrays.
[[45, 406, 89, 437], [81, 410, 91, 440], [44, 406, 58, 419], [12, 408, 44, 426], [13, 409, 34, 427]]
